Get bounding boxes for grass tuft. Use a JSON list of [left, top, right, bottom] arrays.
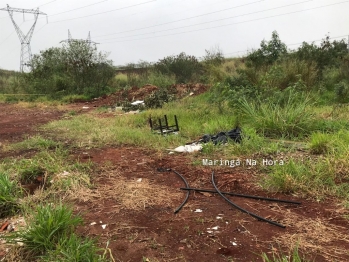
[[0, 172, 21, 218]]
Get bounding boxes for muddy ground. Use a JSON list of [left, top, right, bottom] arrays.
[[1, 94, 349, 261]]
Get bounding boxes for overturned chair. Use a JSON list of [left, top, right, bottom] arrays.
[[149, 115, 179, 135]]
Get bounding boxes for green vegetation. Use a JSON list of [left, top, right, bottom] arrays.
[[0, 172, 21, 218], [261, 245, 309, 262], [11, 204, 82, 255]]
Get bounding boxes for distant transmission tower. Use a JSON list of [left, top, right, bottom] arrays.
[[60, 30, 99, 47], [0, 4, 46, 72]]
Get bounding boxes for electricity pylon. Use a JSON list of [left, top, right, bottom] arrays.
[[60, 30, 99, 47], [0, 4, 46, 72]]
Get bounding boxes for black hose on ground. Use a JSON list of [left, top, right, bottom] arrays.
[[179, 187, 301, 205], [211, 171, 286, 228], [157, 168, 190, 214]]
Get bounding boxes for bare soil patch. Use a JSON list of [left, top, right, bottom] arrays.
[[0, 103, 65, 144], [71, 147, 349, 262]]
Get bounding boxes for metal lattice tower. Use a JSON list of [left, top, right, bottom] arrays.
[[0, 4, 46, 72], [60, 30, 99, 46]]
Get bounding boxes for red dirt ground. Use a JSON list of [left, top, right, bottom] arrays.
[[1, 100, 349, 261]]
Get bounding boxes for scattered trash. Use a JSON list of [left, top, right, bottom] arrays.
[[101, 224, 107, 229], [136, 178, 142, 183], [211, 226, 219, 230], [125, 110, 140, 115], [90, 222, 97, 226], [149, 115, 179, 135], [207, 230, 213, 234], [198, 127, 242, 145], [99, 221, 103, 224], [194, 209, 203, 213], [82, 106, 89, 109], [131, 100, 144, 106], [6, 224, 13, 232], [230, 241, 238, 246], [216, 216, 223, 219], [0, 221, 9, 232], [173, 144, 202, 153]]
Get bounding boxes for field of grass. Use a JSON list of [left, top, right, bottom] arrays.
[[2, 45, 349, 260]]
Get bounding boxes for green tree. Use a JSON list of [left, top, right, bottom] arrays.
[[247, 31, 287, 68], [25, 41, 114, 98]]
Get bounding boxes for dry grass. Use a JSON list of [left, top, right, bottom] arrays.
[[270, 208, 349, 261], [95, 170, 182, 210]]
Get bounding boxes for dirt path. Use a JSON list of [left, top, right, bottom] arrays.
[[0, 103, 66, 144]]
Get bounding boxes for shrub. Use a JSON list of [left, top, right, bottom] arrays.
[[154, 52, 202, 83], [334, 81, 349, 103], [144, 88, 175, 109]]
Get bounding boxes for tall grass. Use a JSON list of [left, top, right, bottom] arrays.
[[6, 204, 82, 255], [262, 157, 349, 199], [239, 90, 315, 138]]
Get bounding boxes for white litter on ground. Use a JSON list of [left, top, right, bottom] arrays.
[[173, 144, 202, 153], [131, 100, 144, 105]]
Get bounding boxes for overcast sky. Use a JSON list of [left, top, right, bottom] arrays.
[[0, 0, 348, 71]]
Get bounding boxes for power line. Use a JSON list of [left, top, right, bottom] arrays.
[[0, 21, 25, 47], [28, 0, 109, 21], [94, 0, 265, 38], [97, 0, 312, 41], [100, 1, 349, 44], [37, 0, 60, 8], [48, 0, 156, 23]]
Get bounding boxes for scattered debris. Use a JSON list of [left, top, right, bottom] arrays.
[[101, 224, 107, 229], [216, 216, 223, 219], [198, 127, 242, 145], [130, 100, 144, 106], [0, 222, 9, 232], [82, 106, 89, 109], [194, 209, 203, 213], [173, 144, 202, 153], [136, 178, 142, 183], [90, 222, 97, 226], [149, 115, 179, 135], [230, 241, 238, 246]]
